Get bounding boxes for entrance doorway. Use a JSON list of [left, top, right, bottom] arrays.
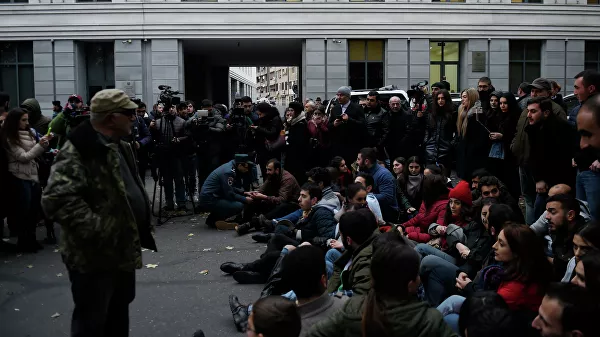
[[429, 41, 459, 93]]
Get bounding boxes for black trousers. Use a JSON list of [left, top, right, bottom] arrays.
[[248, 233, 299, 278], [68, 269, 135, 337], [242, 201, 300, 224]]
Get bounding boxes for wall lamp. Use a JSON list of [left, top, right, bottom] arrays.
[[122, 40, 132, 44], [332, 40, 342, 44]]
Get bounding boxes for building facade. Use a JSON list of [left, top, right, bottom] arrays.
[[1, 1, 599, 113], [256, 66, 299, 106], [230, 66, 257, 105]]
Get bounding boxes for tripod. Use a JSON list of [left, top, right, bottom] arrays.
[[151, 157, 197, 225]]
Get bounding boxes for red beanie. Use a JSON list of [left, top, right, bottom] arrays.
[[449, 181, 472, 206]]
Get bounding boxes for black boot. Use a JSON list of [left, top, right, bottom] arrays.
[[233, 271, 267, 284], [44, 221, 57, 245], [220, 262, 246, 275], [229, 295, 249, 332], [235, 222, 252, 236], [260, 254, 287, 299]]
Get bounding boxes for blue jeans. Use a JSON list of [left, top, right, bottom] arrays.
[[577, 170, 600, 220], [420, 254, 459, 306], [248, 290, 296, 313], [325, 249, 343, 279], [205, 198, 245, 222], [534, 192, 548, 222], [415, 244, 457, 264], [275, 209, 303, 224], [519, 166, 536, 225], [437, 295, 465, 334]]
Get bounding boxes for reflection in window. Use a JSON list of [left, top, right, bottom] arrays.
[[430, 42, 459, 93], [509, 40, 541, 93], [84, 42, 115, 101], [348, 40, 384, 90], [585, 41, 600, 72], [0, 42, 34, 108]]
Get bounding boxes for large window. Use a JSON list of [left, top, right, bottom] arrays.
[[430, 42, 459, 93], [348, 40, 384, 90], [0, 0, 28, 2], [77, 0, 111, 2], [0, 42, 34, 108], [84, 42, 114, 100], [509, 40, 541, 93], [585, 41, 600, 72]]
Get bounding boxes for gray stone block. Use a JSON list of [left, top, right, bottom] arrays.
[[328, 79, 347, 92], [387, 77, 408, 89], [409, 51, 430, 65], [410, 39, 429, 52], [115, 52, 142, 67], [545, 40, 565, 52], [33, 41, 52, 54], [489, 65, 509, 79], [34, 53, 53, 67], [116, 80, 143, 95], [327, 51, 347, 65], [387, 52, 408, 64], [567, 40, 585, 52], [490, 40, 509, 52], [54, 53, 75, 67], [388, 39, 408, 52], [34, 81, 54, 97], [489, 51, 509, 65], [327, 40, 347, 52], [115, 40, 142, 52], [543, 65, 565, 79], [55, 66, 75, 81], [152, 79, 180, 93], [566, 51, 584, 66], [306, 39, 325, 52], [410, 65, 429, 80], [34, 67, 54, 82], [152, 51, 180, 66], [306, 51, 325, 66], [116, 66, 143, 81], [151, 40, 178, 52], [152, 65, 179, 80], [327, 65, 347, 79], [387, 65, 408, 79], [545, 51, 565, 66], [468, 39, 487, 52], [305, 65, 326, 78], [54, 40, 74, 53], [567, 65, 584, 79], [55, 80, 76, 95], [493, 79, 509, 92]]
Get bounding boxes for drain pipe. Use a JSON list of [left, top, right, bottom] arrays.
[[51, 39, 56, 101]]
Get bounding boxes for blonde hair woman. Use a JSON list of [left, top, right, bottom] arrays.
[[455, 88, 491, 180]]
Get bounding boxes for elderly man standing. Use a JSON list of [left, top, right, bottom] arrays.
[[328, 86, 367, 166], [386, 96, 420, 161], [42, 89, 157, 337]]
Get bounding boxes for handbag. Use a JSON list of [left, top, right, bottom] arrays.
[[489, 141, 505, 160]]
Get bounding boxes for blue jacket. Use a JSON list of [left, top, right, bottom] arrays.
[[568, 103, 581, 128], [200, 160, 247, 204], [365, 164, 398, 212]]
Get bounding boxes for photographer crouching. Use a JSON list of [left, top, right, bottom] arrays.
[[149, 102, 188, 213]]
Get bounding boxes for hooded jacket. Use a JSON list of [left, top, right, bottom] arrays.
[[306, 296, 456, 337], [21, 98, 51, 135], [5, 130, 46, 183]]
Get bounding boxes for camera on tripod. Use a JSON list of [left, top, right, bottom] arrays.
[[407, 80, 429, 114], [158, 85, 181, 108]]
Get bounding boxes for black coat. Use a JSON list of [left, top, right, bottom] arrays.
[[423, 109, 455, 167], [364, 105, 390, 148], [525, 113, 578, 188], [285, 119, 310, 183], [328, 102, 367, 164], [455, 110, 491, 180], [387, 108, 422, 160], [253, 109, 284, 162]]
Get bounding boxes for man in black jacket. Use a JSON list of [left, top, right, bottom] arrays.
[[364, 91, 390, 159], [386, 96, 420, 161], [328, 86, 367, 166]]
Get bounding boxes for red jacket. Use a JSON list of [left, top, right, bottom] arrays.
[[497, 280, 543, 312], [402, 198, 448, 243]]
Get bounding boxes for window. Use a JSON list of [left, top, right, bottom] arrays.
[[0, 0, 28, 3], [589, 0, 600, 4], [585, 41, 600, 72], [84, 42, 115, 100], [431, 0, 465, 2], [0, 42, 34, 108], [348, 40, 384, 90], [77, 0, 111, 2], [511, 0, 542, 2], [430, 42, 460, 93], [509, 40, 541, 93]]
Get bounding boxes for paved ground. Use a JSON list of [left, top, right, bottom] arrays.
[[0, 180, 266, 337]]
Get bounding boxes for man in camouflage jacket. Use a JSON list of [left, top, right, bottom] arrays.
[[42, 89, 157, 337]]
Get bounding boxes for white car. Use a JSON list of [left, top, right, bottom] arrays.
[[325, 86, 410, 116]]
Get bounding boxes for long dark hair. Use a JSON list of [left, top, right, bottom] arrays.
[[431, 89, 453, 129], [580, 249, 600, 298], [0, 108, 33, 149], [487, 203, 518, 237], [443, 199, 474, 226], [501, 223, 554, 287], [401, 156, 422, 188], [330, 156, 345, 172], [362, 232, 419, 337], [488, 91, 521, 134], [422, 174, 449, 209]]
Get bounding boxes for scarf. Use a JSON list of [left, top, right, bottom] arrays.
[[289, 111, 306, 126], [406, 174, 423, 199]]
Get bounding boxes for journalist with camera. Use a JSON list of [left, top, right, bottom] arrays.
[[122, 99, 152, 183], [48, 94, 90, 149], [149, 86, 188, 212]]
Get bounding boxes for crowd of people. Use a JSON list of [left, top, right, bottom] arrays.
[[1, 67, 600, 337]]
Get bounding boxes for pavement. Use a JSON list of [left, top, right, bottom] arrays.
[[0, 179, 266, 337]]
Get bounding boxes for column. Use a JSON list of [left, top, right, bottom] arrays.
[[33, 41, 55, 113], [566, 40, 585, 95], [489, 39, 510, 92], [326, 39, 348, 100], [114, 39, 143, 99], [409, 39, 429, 89], [541, 40, 567, 90], [303, 39, 326, 101], [151, 39, 183, 104], [466, 39, 488, 89], [386, 39, 409, 90]]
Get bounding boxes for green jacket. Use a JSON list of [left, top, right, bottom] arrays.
[[48, 111, 69, 149], [327, 229, 379, 295], [42, 120, 157, 273], [305, 296, 457, 337], [511, 100, 566, 166]]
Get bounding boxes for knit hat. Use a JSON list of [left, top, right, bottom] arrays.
[[449, 181, 472, 206], [337, 86, 351, 97]]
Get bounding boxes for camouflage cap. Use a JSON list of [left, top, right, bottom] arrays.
[[90, 89, 138, 114]]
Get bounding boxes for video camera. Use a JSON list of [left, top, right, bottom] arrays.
[[407, 80, 429, 113], [157, 85, 181, 108], [64, 95, 90, 128]]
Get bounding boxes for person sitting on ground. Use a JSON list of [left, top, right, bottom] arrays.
[[249, 296, 301, 337], [227, 245, 348, 334], [400, 174, 449, 243], [329, 156, 353, 195], [354, 173, 384, 225], [531, 283, 595, 337], [474, 175, 524, 223], [571, 249, 600, 299], [452, 292, 525, 337], [198, 154, 254, 229], [356, 147, 399, 222], [530, 184, 592, 237], [306, 231, 457, 337], [562, 223, 600, 283], [219, 183, 336, 284], [221, 158, 301, 235], [469, 168, 492, 201]]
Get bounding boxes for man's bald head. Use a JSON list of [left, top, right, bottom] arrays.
[[548, 184, 572, 197], [389, 96, 402, 113]]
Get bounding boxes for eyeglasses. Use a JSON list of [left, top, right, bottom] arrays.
[[482, 188, 499, 197]]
